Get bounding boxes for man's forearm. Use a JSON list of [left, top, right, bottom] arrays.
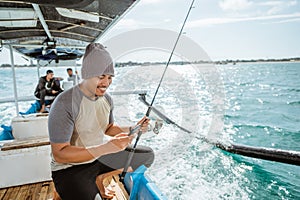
[[105, 124, 130, 136], [51, 142, 119, 164], [120, 126, 130, 133]]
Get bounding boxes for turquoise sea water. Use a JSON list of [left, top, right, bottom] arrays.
[[0, 62, 299, 199], [218, 62, 300, 199]]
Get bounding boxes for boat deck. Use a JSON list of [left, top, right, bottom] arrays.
[[0, 175, 129, 200]]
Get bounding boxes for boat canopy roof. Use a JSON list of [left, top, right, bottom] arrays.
[[0, 0, 137, 60]]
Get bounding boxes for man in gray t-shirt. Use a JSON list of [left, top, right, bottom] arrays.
[[49, 43, 154, 200]]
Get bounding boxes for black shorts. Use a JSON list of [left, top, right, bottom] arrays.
[[52, 145, 154, 200]]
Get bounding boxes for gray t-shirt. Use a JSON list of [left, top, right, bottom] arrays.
[[48, 85, 114, 171]]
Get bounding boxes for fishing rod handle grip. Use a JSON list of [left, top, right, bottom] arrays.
[[119, 148, 135, 182], [133, 130, 143, 148], [120, 130, 143, 181]]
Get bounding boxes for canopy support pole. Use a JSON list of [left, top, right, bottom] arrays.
[[9, 45, 19, 116]]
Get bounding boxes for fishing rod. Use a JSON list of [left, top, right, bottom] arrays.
[[119, 0, 196, 182], [139, 96, 300, 166]]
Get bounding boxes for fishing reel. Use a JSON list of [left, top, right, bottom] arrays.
[[129, 118, 164, 135], [148, 118, 163, 134]]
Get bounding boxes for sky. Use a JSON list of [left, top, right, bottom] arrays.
[[0, 0, 300, 64]]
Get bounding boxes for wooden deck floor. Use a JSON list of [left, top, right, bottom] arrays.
[[0, 175, 128, 200]]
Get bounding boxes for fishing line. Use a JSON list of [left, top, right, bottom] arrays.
[[139, 96, 300, 166], [145, 0, 195, 117], [120, 0, 196, 182]]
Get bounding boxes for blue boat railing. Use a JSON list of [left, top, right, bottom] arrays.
[[124, 165, 167, 200]]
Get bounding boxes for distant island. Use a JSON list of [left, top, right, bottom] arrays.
[[115, 57, 300, 67], [1, 57, 300, 68]]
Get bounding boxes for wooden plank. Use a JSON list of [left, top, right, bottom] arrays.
[[111, 178, 122, 200], [15, 184, 30, 200], [1, 187, 11, 200], [38, 182, 50, 200], [25, 183, 39, 200], [2, 187, 13, 200], [112, 175, 129, 200], [46, 181, 54, 200], [1, 179, 129, 200], [10, 186, 21, 200], [32, 182, 43, 200], [117, 177, 129, 200], [2, 186, 20, 200], [99, 175, 128, 200], [0, 188, 7, 199], [102, 176, 116, 199], [1, 137, 50, 151]]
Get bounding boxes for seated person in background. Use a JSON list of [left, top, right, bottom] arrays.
[[66, 68, 80, 85], [34, 69, 63, 113]]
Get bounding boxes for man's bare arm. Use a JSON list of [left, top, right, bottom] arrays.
[[51, 133, 133, 163]]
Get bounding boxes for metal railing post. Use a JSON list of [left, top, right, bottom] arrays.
[[9, 45, 19, 116]]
